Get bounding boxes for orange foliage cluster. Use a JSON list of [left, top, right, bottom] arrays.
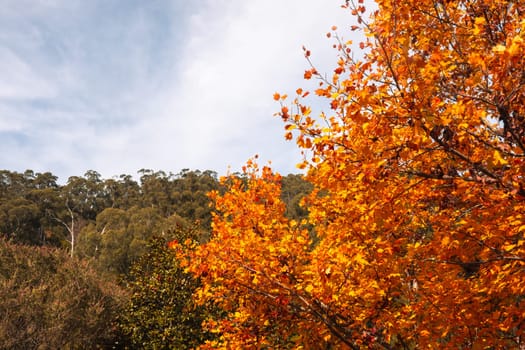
[[190, 0, 525, 348]]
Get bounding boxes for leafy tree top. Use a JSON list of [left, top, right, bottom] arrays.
[[192, 0, 525, 348]]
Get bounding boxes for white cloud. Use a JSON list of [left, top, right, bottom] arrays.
[[134, 0, 358, 175], [0, 0, 367, 181], [0, 47, 57, 100]]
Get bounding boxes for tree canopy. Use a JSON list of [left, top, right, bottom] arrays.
[[190, 0, 525, 348]]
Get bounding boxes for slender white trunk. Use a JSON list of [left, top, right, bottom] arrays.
[[52, 201, 76, 258]]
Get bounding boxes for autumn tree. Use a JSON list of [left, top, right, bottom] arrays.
[[191, 162, 336, 348], [191, 0, 525, 348]]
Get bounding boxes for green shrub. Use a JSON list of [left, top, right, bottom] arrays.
[[119, 234, 218, 349]]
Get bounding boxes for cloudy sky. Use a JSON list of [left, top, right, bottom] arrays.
[[0, 0, 364, 182]]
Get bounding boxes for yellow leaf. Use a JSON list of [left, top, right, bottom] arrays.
[[509, 36, 523, 56], [354, 253, 369, 266], [493, 149, 508, 165], [305, 284, 314, 293], [493, 44, 506, 53]]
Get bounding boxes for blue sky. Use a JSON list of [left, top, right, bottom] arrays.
[[0, 0, 362, 182]]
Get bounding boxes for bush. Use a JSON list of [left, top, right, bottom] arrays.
[[0, 239, 127, 349], [119, 234, 218, 349]]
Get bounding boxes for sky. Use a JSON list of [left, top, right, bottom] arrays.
[[0, 0, 365, 182]]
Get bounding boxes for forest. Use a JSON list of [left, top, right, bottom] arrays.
[[0, 168, 312, 348], [3, 0, 525, 348]]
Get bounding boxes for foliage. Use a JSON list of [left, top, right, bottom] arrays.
[[280, 173, 313, 221], [191, 162, 324, 349], [191, 0, 525, 348], [118, 228, 218, 349], [168, 169, 220, 229], [77, 206, 175, 276], [0, 239, 127, 349], [0, 170, 62, 245]]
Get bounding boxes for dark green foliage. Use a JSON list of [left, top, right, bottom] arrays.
[[169, 169, 219, 229], [137, 169, 219, 229], [0, 239, 127, 349], [63, 170, 107, 221], [73, 169, 219, 276], [0, 170, 62, 245], [77, 207, 191, 277], [103, 174, 141, 209], [280, 173, 313, 221], [119, 231, 217, 349]]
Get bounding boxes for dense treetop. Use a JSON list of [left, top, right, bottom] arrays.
[[0, 168, 311, 272], [190, 0, 525, 348]]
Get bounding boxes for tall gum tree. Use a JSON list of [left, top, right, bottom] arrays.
[[192, 1, 525, 348]]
